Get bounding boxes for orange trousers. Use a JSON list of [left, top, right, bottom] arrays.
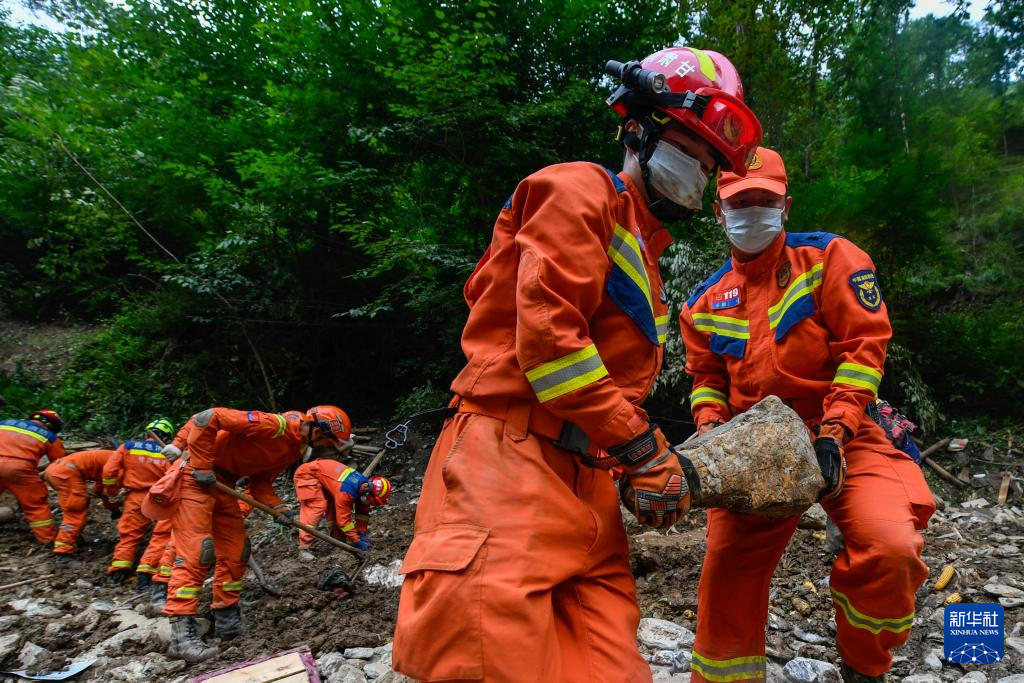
[[0, 456, 56, 543], [108, 490, 170, 573], [393, 413, 651, 683], [296, 486, 346, 548], [154, 539, 175, 585], [43, 461, 90, 553], [691, 422, 935, 681], [164, 476, 247, 616]]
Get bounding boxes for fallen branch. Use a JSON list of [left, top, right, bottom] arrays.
[[246, 555, 282, 597], [0, 576, 48, 592]]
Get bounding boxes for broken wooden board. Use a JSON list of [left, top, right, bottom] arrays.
[[190, 646, 320, 683]]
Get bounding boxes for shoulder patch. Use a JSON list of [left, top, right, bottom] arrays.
[[785, 231, 841, 250], [601, 165, 627, 193], [687, 259, 734, 308], [849, 269, 883, 310]]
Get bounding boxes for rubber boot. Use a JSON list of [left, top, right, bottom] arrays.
[[840, 662, 885, 683], [53, 554, 75, 568], [135, 572, 153, 593], [106, 568, 132, 585], [167, 616, 217, 663], [212, 604, 243, 641], [149, 582, 168, 616]]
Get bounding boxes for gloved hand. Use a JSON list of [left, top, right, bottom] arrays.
[[697, 421, 722, 435], [192, 469, 216, 488], [162, 444, 182, 462], [357, 532, 372, 550], [814, 422, 847, 500], [610, 424, 691, 529], [354, 539, 370, 551], [274, 506, 296, 527]]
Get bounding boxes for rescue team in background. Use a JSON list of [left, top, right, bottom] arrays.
[[0, 46, 932, 682], [0, 406, 394, 663]]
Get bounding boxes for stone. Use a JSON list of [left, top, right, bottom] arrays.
[[652, 650, 678, 667], [1005, 635, 1024, 655], [956, 673, 988, 683], [824, 517, 845, 554], [995, 678, 1024, 683], [7, 598, 62, 617], [794, 643, 828, 660], [961, 498, 990, 508], [923, 649, 943, 671], [111, 609, 156, 632], [81, 616, 171, 658], [902, 676, 942, 683], [638, 618, 696, 650], [791, 627, 827, 644], [792, 597, 812, 616], [363, 560, 404, 588], [17, 641, 48, 669], [768, 612, 790, 631], [0, 506, 14, 523], [0, 633, 21, 661], [782, 658, 841, 683], [799, 503, 827, 529], [374, 674, 416, 683], [106, 654, 186, 682], [767, 661, 785, 683], [74, 579, 92, 589], [673, 396, 824, 517], [343, 647, 376, 660], [984, 584, 1024, 598], [651, 666, 674, 679], [364, 660, 392, 679]]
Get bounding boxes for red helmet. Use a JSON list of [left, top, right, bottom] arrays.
[[30, 409, 63, 433], [607, 47, 762, 173], [362, 475, 393, 506], [305, 405, 354, 450]]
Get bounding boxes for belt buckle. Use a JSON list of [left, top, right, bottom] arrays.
[[551, 421, 590, 458]]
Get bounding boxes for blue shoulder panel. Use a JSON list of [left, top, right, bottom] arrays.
[[601, 166, 627, 193], [0, 418, 57, 443], [785, 231, 840, 250], [687, 259, 734, 308], [340, 469, 369, 498], [126, 440, 162, 453]]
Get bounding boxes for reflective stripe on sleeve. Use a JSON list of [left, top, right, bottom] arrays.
[[273, 414, 287, 438], [222, 580, 244, 592], [832, 361, 882, 395], [30, 518, 55, 528], [768, 262, 824, 330], [340, 521, 357, 533], [691, 312, 750, 339], [608, 225, 652, 308], [525, 344, 609, 403], [102, 478, 118, 485], [111, 560, 134, 568], [655, 314, 670, 344], [831, 587, 914, 634], [691, 651, 766, 682], [690, 386, 728, 408], [337, 467, 355, 482]]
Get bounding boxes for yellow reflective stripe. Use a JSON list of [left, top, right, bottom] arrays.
[[273, 414, 287, 438], [833, 362, 882, 395], [691, 312, 750, 339], [691, 651, 766, 682], [53, 541, 72, 547], [340, 522, 356, 532], [30, 518, 55, 527], [175, 586, 201, 598], [0, 425, 48, 442], [355, 514, 370, 522], [136, 564, 156, 574], [608, 225, 653, 309], [655, 314, 670, 343], [831, 587, 914, 634], [102, 478, 118, 485], [222, 580, 244, 592], [159, 566, 172, 576], [338, 467, 355, 482], [690, 386, 728, 407], [688, 47, 718, 82], [111, 560, 134, 568], [525, 345, 609, 403], [768, 262, 824, 329], [129, 449, 165, 459]]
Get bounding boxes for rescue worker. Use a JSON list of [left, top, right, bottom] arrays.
[[0, 410, 63, 543], [393, 47, 762, 682], [164, 404, 349, 662], [44, 448, 121, 564], [679, 147, 935, 683], [292, 408, 392, 559], [103, 418, 175, 589]]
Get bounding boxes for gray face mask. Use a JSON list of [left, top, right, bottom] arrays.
[[647, 141, 708, 211], [722, 206, 784, 253]]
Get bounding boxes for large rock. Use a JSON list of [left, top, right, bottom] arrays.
[[782, 658, 841, 683], [0, 632, 21, 661], [106, 654, 186, 682], [17, 641, 49, 669], [902, 676, 942, 683], [0, 506, 15, 523], [956, 673, 988, 683], [638, 618, 696, 650], [675, 396, 824, 517]]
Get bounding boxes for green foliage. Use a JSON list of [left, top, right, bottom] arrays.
[[0, 0, 1022, 433]]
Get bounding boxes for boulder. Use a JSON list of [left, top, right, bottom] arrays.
[[637, 618, 696, 650], [106, 654, 186, 681], [17, 641, 49, 669], [0, 632, 21, 661], [956, 673, 988, 683], [782, 658, 841, 683], [902, 676, 942, 683], [343, 647, 376, 660]]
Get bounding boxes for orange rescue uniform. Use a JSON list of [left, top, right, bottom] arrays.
[[293, 459, 370, 547], [164, 408, 305, 616], [679, 231, 934, 680], [103, 439, 170, 575], [394, 162, 672, 682], [0, 418, 62, 542], [44, 449, 114, 554]]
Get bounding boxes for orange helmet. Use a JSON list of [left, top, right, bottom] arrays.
[[362, 475, 393, 506], [305, 405, 354, 450], [606, 47, 762, 174], [30, 409, 63, 433]]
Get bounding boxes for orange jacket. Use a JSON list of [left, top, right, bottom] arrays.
[[102, 439, 168, 493], [49, 449, 114, 496], [170, 418, 198, 451], [680, 231, 890, 435], [451, 162, 672, 449], [293, 459, 370, 542], [0, 418, 64, 465], [186, 408, 306, 509]]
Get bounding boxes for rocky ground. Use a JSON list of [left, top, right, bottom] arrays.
[[0, 424, 1022, 682]]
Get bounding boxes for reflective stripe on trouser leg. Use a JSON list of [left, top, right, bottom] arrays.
[[393, 413, 650, 683], [210, 491, 247, 610], [164, 477, 218, 616], [822, 421, 933, 677], [0, 459, 58, 542], [108, 490, 150, 572], [49, 469, 88, 552], [691, 509, 801, 683], [138, 518, 172, 573]]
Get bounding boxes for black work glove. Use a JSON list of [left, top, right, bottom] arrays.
[[814, 436, 845, 501], [274, 506, 296, 527], [192, 469, 216, 488]]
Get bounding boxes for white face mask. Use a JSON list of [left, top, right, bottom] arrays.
[[722, 206, 784, 253], [646, 141, 708, 211]]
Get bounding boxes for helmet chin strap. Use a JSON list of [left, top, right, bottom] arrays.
[[622, 117, 696, 223]]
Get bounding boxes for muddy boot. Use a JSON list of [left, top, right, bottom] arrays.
[[135, 572, 153, 593], [149, 582, 168, 616], [106, 568, 132, 586], [53, 554, 75, 569], [840, 662, 886, 683], [212, 604, 243, 641], [167, 616, 217, 662]]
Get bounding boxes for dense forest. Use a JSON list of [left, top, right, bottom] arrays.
[[1, 0, 1021, 438]]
